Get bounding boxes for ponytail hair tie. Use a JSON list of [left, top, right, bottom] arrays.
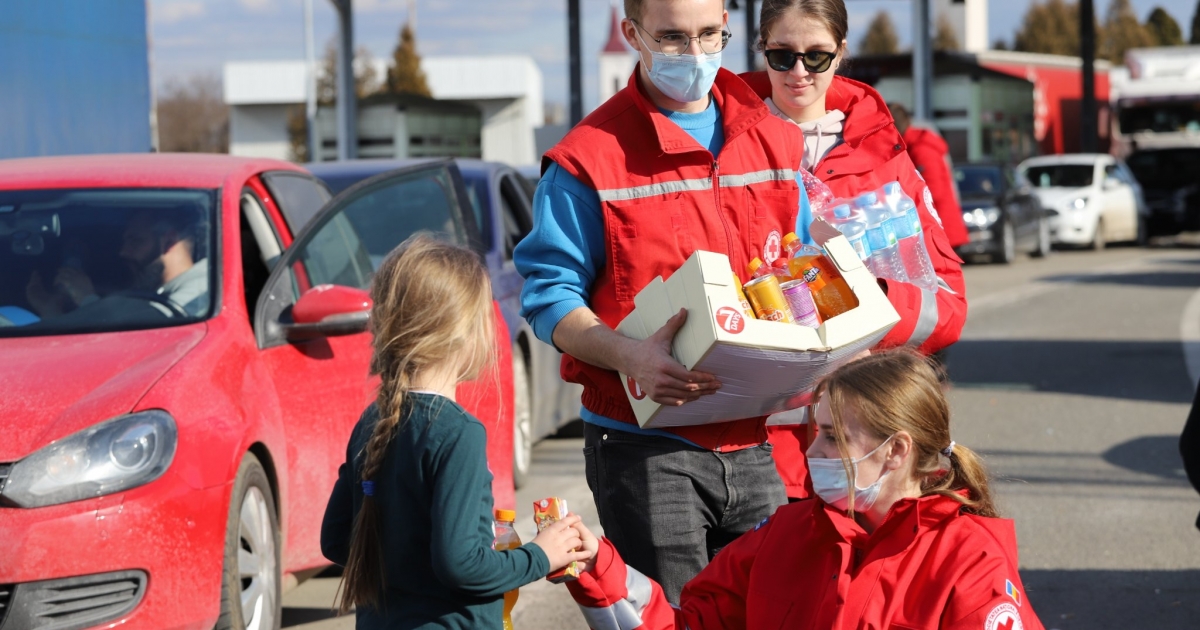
[[362, 480, 376, 497], [941, 441, 956, 458]]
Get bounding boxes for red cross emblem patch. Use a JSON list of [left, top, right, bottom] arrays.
[[984, 602, 1022, 630]]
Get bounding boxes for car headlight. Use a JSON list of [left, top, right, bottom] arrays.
[[1069, 196, 1089, 210], [0, 410, 177, 508], [963, 207, 1001, 228]]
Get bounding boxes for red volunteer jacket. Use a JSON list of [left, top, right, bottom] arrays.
[[904, 125, 970, 247], [741, 72, 969, 497], [568, 494, 1045, 630], [545, 67, 805, 452]]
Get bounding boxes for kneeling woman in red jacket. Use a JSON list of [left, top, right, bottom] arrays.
[[743, 0, 969, 500], [563, 350, 1045, 630]]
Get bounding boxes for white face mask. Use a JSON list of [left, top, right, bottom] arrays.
[[634, 29, 723, 103], [809, 435, 895, 512]]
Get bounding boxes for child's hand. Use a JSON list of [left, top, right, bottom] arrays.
[[572, 520, 600, 573], [531, 513, 587, 572]]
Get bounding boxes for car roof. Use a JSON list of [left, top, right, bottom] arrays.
[[0, 153, 303, 190], [305, 158, 507, 182], [1020, 154, 1111, 167]]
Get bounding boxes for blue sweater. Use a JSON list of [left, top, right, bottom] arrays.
[[513, 99, 813, 444]]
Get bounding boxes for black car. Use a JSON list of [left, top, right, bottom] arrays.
[[1126, 147, 1200, 237], [953, 163, 1051, 263]]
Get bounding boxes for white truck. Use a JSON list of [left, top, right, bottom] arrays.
[[1111, 46, 1200, 157]]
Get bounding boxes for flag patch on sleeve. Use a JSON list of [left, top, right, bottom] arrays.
[[1005, 579, 1021, 607]]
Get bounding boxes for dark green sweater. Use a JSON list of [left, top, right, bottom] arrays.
[[321, 394, 549, 629]]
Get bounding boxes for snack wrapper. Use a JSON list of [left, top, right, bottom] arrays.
[[532, 497, 581, 582]]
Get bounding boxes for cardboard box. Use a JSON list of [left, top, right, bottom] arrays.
[[616, 220, 901, 429]]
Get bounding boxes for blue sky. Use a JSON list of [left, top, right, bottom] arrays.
[[151, 0, 1199, 113]]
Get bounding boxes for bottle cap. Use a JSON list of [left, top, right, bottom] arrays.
[[747, 257, 764, 274], [856, 192, 877, 206], [494, 508, 516, 522], [782, 232, 799, 246], [883, 182, 901, 195], [832, 204, 851, 219], [771, 257, 787, 269]]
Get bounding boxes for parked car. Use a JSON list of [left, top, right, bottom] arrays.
[[952, 162, 1050, 263], [306, 159, 582, 488], [1125, 147, 1200, 237], [0, 155, 514, 630], [1017, 153, 1147, 249]]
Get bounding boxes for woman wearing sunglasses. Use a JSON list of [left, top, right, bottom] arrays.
[[739, 0, 970, 502], [560, 350, 1045, 630]]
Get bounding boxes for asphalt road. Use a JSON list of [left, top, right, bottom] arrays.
[[281, 242, 1200, 629]]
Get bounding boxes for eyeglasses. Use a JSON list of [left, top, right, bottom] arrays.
[[632, 19, 731, 56], [764, 48, 838, 73]]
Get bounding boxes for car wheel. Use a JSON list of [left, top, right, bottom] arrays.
[[217, 453, 280, 630], [512, 348, 533, 490], [1091, 218, 1107, 251], [993, 221, 1015, 264], [1031, 218, 1051, 258]]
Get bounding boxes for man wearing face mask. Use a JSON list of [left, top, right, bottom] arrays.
[[514, 0, 811, 603]]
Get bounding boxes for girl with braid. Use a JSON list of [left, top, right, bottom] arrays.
[[320, 235, 588, 629]]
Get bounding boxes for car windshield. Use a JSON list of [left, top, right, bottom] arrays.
[[1024, 164, 1094, 188], [0, 188, 215, 337], [1118, 99, 1200, 134], [954, 166, 1004, 197], [1126, 149, 1200, 189]]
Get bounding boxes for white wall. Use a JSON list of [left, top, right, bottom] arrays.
[[598, 52, 636, 105], [229, 104, 292, 160]]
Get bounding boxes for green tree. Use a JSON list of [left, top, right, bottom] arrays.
[[934, 14, 960, 51], [1013, 0, 1094, 56], [1191, 0, 1200, 43], [860, 11, 900, 55], [1100, 0, 1155, 63], [1145, 7, 1184, 45], [384, 22, 431, 97]]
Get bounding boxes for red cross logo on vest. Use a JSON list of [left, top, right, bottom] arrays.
[[984, 603, 1022, 630], [763, 230, 782, 263]]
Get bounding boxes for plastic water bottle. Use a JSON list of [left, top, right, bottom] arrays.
[[856, 192, 908, 283], [893, 196, 939, 291], [826, 203, 872, 262], [493, 509, 521, 630]]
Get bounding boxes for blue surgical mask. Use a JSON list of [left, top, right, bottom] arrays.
[[636, 30, 722, 103], [808, 435, 895, 512]]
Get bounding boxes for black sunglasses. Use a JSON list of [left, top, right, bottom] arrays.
[[764, 49, 837, 73]]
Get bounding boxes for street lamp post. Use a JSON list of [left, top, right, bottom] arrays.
[[568, 0, 583, 127], [911, 0, 933, 122], [1080, 0, 1098, 152]]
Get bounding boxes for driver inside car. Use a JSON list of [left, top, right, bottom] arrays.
[[25, 207, 209, 319]]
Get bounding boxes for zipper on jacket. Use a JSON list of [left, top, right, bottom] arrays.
[[711, 159, 736, 264]]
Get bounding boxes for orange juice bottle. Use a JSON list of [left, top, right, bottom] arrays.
[[781, 233, 859, 319], [493, 509, 521, 629]]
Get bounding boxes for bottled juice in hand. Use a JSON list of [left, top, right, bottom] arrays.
[[781, 233, 859, 319], [493, 509, 521, 630]]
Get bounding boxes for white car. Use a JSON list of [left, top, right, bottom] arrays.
[[1018, 154, 1147, 249]]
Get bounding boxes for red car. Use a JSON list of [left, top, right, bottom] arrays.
[[0, 154, 514, 630]]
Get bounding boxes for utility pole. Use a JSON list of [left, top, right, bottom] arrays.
[[911, 0, 933, 122], [1079, 0, 1098, 152], [568, 0, 583, 126], [331, 0, 357, 160], [304, 0, 318, 162]]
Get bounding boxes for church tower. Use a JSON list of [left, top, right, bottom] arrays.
[[598, 1, 636, 105]]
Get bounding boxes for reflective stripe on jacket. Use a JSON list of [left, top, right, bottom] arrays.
[[545, 66, 806, 452]]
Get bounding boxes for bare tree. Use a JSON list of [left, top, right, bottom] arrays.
[[290, 41, 381, 162], [156, 74, 228, 153]]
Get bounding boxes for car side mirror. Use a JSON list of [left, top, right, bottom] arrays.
[[1103, 177, 1120, 191], [283, 284, 372, 342]]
